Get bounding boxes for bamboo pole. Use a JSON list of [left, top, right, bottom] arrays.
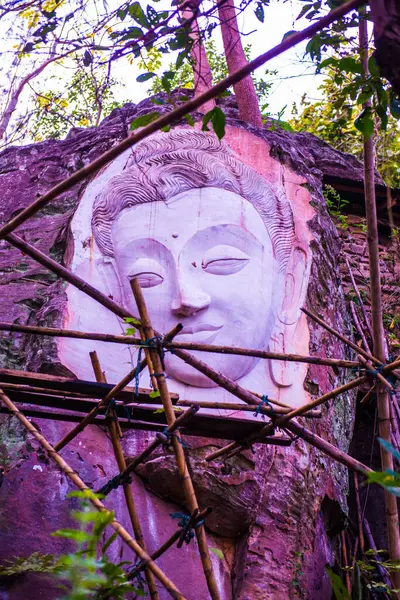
[[350, 301, 371, 354], [129, 508, 212, 579], [130, 279, 221, 600], [98, 405, 200, 492], [176, 399, 322, 418], [0, 321, 360, 369], [205, 375, 368, 461], [363, 518, 393, 590], [302, 307, 382, 366], [53, 323, 182, 451], [341, 530, 352, 596], [89, 352, 159, 600], [0, 388, 185, 600], [353, 473, 365, 555], [359, 12, 400, 592], [0, 0, 365, 242], [302, 307, 396, 390], [345, 256, 373, 340]]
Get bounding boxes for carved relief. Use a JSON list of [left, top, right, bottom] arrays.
[[60, 127, 313, 407]]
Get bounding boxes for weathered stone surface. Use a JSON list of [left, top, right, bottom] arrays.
[[0, 91, 369, 599]]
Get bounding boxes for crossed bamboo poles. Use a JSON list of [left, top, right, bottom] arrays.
[[0, 0, 397, 594]]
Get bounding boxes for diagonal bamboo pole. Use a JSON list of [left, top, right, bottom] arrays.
[[0, 388, 185, 600], [359, 12, 400, 592], [100, 405, 199, 490], [0, 321, 361, 369], [54, 324, 182, 452], [130, 278, 221, 600], [89, 351, 159, 600], [203, 357, 400, 463], [0, 0, 365, 242]]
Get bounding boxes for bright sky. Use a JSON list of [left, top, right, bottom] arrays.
[[112, 0, 325, 120]]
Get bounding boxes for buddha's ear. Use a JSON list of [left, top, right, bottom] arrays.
[[95, 257, 123, 305], [268, 244, 311, 388]]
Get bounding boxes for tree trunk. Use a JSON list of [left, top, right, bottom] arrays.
[[218, 0, 262, 127]]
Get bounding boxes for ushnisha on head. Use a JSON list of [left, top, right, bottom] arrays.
[[91, 129, 308, 388]]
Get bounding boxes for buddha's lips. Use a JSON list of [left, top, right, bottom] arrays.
[[176, 323, 223, 345]]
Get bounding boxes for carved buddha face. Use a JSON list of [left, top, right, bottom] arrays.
[[111, 187, 275, 387], [91, 129, 300, 389]]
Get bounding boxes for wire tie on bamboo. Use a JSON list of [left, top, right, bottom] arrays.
[[169, 512, 204, 545], [161, 426, 191, 449], [253, 395, 273, 420], [97, 472, 132, 497], [366, 364, 398, 393], [135, 336, 165, 396]]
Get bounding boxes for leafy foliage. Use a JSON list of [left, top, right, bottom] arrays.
[[0, 490, 143, 599]]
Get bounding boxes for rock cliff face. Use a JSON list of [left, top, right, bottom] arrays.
[[0, 93, 360, 599]]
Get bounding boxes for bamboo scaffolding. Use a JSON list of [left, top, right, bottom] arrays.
[[363, 518, 392, 590], [302, 307, 395, 391], [0, 321, 360, 369], [205, 375, 368, 461], [0, 388, 185, 600], [350, 301, 371, 354], [345, 256, 373, 341], [301, 307, 382, 366], [54, 323, 182, 452], [341, 530, 352, 596], [0, 0, 365, 243], [130, 278, 221, 600], [359, 12, 400, 592], [175, 399, 322, 418], [129, 508, 212, 580], [353, 473, 365, 555], [90, 351, 159, 600]]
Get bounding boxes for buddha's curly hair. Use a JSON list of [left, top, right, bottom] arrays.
[[92, 129, 295, 273]]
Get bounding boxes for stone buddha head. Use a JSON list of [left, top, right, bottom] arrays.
[[90, 129, 311, 390]]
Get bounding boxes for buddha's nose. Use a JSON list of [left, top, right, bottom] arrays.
[[171, 280, 211, 317]]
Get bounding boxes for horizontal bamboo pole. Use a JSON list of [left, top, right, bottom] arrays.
[[176, 399, 322, 418], [0, 388, 186, 600], [54, 358, 147, 451], [0, 321, 360, 369], [0, 0, 365, 242], [54, 324, 182, 452]]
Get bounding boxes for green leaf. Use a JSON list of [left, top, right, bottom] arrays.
[[117, 8, 127, 20], [151, 97, 166, 105], [102, 532, 119, 554], [125, 327, 136, 335], [185, 114, 195, 126], [136, 72, 156, 82], [150, 390, 161, 398], [161, 124, 171, 132], [83, 50, 93, 67], [202, 107, 226, 140], [210, 547, 224, 560], [130, 111, 160, 131], [296, 4, 313, 21], [153, 407, 165, 414], [52, 529, 93, 542], [124, 317, 141, 325], [354, 108, 374, 139], [368, 55, 380, 78], [325, 567, 351, 600], [128, 2, 150, 28]]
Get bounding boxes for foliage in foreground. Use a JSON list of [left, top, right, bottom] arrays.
[[0, 489, 143, 599]]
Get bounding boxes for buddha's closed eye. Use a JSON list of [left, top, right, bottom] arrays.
[[202, 245, 250, 275], [128, 258, 164, 288]]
